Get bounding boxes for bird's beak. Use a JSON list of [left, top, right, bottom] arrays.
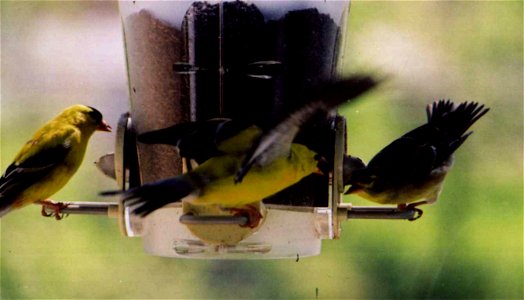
[[97, 120, 112, 132], [314, 168, 325, 176], [315, 155, 329, 176]]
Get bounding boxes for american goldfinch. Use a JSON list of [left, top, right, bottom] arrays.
[[0, 105, 112, 219], [104, 76, 379, 226], [121, 126, 323, 227], [345, 100, 489, 218]]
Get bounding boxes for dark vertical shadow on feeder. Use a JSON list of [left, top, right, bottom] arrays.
[[123, 10, 189, 184], [182, 1, 274, 127], [181, 2, 220, 121], [264, 9, 340, 207], [266, 9, 339, 118], [220, 1, 274, 128]]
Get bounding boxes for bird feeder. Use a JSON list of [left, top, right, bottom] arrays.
[[53, 0, 418, 259]]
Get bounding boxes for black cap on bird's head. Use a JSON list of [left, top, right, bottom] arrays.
[[87, 106, 112, 132]]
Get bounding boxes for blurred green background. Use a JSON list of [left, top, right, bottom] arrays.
[[1, 1, 522, 299]]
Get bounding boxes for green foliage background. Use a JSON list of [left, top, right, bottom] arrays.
[[1, 1, 522, 299]]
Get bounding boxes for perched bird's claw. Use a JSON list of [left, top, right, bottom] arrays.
[[398, 203, 425, 221], [229, 205, 263, 228], [408, 207, 423, 221], [39, 200, 70, 220]]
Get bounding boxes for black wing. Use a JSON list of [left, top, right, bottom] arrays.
[[235, 75, 380, 183], [138, 118, 250, 164], [368, 137, 437, 182], [400, 100, 489, 166], [0, 141, 72, 216]]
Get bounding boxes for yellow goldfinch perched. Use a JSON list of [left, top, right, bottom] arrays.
[[103, 76, 379, 227], [0, 105, 112, 219], [345, 100, 489, 218]]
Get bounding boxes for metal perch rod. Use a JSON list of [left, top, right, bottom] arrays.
[[345, 206, 420, 220], [180, 214, 249, 225], [42, 202, 419, 221], [178, 206, 421, 225], [42, 202, 119, 217]]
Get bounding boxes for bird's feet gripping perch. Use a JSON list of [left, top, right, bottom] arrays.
[[398, 202, 427, 221], [229, 205, 263, 228], [37, 200, 70, 220]]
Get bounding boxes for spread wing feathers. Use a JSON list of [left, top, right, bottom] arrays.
[[235, 75, 380, 183], [0, 134, 73, 215], [137, 118, 250, 164], [404, 100, 489, 164], [427, 99, 489, 133]]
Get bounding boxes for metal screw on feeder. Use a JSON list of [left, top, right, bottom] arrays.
[[56, 0, 418, 259]]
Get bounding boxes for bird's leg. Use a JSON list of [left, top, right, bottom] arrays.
[[398, 201, 426, 221], [36, 200, 70, 220], [229, 205, 263, 228]]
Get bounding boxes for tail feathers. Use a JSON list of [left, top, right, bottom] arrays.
[[101, 176, 195, 217], [427, 99, 489, 138]]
